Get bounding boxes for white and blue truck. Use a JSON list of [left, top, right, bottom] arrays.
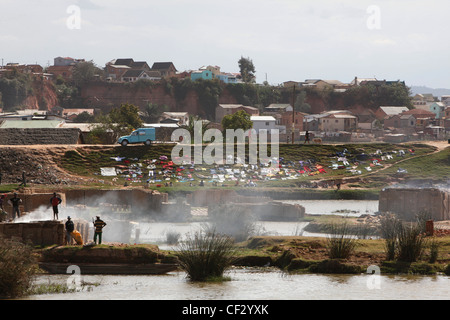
[[117, 128, 156, 146]]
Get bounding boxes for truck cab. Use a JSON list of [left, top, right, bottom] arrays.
[[117, 128, 156, 146]]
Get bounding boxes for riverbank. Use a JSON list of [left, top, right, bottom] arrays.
[[35, 232, 450, 276]]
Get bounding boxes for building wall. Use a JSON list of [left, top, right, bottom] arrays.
[[379, 188, 450, 221]]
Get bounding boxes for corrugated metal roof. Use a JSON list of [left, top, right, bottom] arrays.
[[0, 120, 63, 129]]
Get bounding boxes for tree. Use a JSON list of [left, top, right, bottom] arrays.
[[88, 103, 143, 144], [294, 90, 311, 113], [221, 110, 253, 131], [109, 103, 143, 129], [72, 61, 103, 86], [73, 111, 95, 123], [142, 102, 169, 123], [238, 56, 256, 83]]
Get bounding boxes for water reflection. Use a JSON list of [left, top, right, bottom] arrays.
[[26, 270, 450, 300]]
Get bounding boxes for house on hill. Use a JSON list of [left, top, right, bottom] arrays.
[[430, 102, 446, 119], [384, 114, 416, 129], [151, 62, 177, 78], [265, 104, 293, 113], [400, 108, 436, 120], [375, 106, 409, 120], [319, 112, 358, 132], [105, 58, 155, 81], [215, 104, 259, 123], [121, 69, 161, 82]]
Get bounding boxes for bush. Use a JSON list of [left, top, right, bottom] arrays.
[[325, 222, 359, 259], [308, 259, 362, 274], [379, 213, 403, 260], [0, 237, 37, 298], [444, 264, 450, 276], [429, 238, 440, 263], [379, 214, 428, 263], [396, 224, 426, 262], [176, 231, 236, 281]]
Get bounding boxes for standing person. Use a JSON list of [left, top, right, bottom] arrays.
[[65, 216, 74, 245], [50, 192, 62, 220], [0, 194, 5, 211], [93, 216, 107, 245], [18, 171, 27, 187], [9, 193, 22, 220], [0, 172, 3, 184], [0, 194, 6, 222], [304, 131, 310, 144]]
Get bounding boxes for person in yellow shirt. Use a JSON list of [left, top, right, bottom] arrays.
[[93, 216, 107, 245]]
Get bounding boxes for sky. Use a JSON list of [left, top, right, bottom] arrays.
[[1, 0, 449, 88]]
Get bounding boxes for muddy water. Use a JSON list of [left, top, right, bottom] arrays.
[[27, 270, 450, 300], [23, 200, 450, 301], [135, 200, 379, 247]]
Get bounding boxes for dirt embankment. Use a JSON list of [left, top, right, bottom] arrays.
[[0, 145, 105, 186]]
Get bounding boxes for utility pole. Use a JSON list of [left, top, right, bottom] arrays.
[[291, 84, 295, 144]]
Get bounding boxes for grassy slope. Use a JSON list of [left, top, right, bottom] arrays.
[[56, 142, 448, 190]]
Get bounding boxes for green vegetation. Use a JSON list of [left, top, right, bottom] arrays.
[[0, 70, 33, 110], [221, 110, 253, 132], [325, 222, 360, 259], [57, 142, 443, 193], [0, 237, 37, 298], [176, 231, 236, 281]]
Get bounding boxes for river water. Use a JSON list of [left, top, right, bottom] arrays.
[[135, 200, 379, 246], [27, 270, 450, 300], [23, 200, 450, 301]]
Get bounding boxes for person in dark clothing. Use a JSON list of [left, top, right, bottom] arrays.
[[304, 131, 310, 144], [0, 194, 6, 222], [0, 172, 3, 184], [93, 216, 107, 244], [18, 171, 26, 187], [50, 192, 62, 220], [65, 216, 75, 245], [0, 194, 5, 211], [9, 193, 22, 220], [335, 182, 341, 192]]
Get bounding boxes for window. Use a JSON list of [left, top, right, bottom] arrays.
[[265, 122, 270, 126]]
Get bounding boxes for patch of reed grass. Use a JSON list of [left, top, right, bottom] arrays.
[[176, 230, 236, 281]]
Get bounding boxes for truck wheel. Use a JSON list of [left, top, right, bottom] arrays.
[[121, 140, 128, 146], [145, 139, 152, 146]]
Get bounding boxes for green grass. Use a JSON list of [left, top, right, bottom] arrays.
[[56, 142, 443, 191], [370, 147, 450, 180]]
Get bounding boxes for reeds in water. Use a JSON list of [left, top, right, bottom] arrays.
[[176, 230, 236, 281]]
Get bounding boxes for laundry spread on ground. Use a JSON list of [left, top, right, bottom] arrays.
[[100, 148, 416, 186]]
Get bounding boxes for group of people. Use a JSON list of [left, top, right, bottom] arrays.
[[0, 192, 62, 221], [0, 191, 107, 245], [64, 215, 107, 245]]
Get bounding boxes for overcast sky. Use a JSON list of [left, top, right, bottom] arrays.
[[1, 0, 449, 88]]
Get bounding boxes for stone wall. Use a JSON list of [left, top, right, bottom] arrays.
[[0, 128, 82, 145], [379, 187, 450, 221], [64, 189, 168, 216], [0, 219, 90, 246], [188, 189, 304, 221], [186, 189, 271, 207]]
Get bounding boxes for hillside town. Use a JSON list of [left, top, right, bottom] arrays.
[[0, 56, 449, 145]]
